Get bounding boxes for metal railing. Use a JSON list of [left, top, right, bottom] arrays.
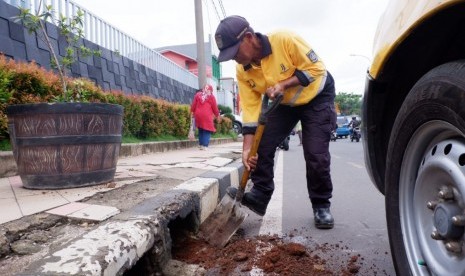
[[3, 0, 199, 89]]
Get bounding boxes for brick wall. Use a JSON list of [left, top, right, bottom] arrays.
[[0, 1, 196, 104]]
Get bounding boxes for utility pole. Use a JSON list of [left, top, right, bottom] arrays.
[[194, 0, 206, 89]]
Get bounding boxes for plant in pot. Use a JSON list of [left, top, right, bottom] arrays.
[[7, 2, 124, 189]]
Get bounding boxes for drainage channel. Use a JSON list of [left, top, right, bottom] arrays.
[[124, 211, 367, 275], [124, 212, 199, 276]]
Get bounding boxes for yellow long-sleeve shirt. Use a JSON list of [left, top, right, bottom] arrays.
[[237, 31, 328, 128]]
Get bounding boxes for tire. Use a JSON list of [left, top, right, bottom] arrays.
[[233, 121, 242, 135], [385, 60, 465, 276]]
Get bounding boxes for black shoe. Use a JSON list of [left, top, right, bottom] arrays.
[[226, 187, 267, 216], [313, 207, 334, 229]]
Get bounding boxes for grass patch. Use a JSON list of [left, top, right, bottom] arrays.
[[122, 135, 182, 143], [122, 132, 237, 143], [212, 132, 238, 139], [0, 132, 238, 151], [0, 139, 11, 151]]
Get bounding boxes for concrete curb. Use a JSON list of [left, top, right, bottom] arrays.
[[119, 138, 238, 158], [20, 160, 243, 275], [0, 138, 238, 178]]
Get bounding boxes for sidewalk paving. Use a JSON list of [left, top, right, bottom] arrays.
[[0, 139, 244, 275], [0, 139, 241, 225]]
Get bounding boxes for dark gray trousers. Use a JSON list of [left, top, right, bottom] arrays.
[[250, 76, 337, 209]]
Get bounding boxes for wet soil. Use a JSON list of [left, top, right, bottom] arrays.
[[172, 229, 366, 275]]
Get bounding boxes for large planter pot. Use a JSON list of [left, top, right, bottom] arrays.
[[6, 103, 124, 189]]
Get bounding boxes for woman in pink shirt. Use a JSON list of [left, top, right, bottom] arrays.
[[190, 84, 220, 150]]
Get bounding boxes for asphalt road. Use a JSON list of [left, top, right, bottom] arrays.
[[240, 135, 396, 275]]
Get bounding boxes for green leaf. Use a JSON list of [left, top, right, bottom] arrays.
[[9, 2, 99, 103]]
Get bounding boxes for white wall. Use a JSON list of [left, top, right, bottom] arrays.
[[217, 78, 238, 114]]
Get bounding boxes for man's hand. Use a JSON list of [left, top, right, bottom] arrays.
[[242, 134, 257, 172], [266, 76, 301, 100], [242, 149, 258, 172], [265, 83, 284, 100]]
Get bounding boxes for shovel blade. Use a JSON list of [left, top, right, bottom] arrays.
[[198, 194, 248, 247]]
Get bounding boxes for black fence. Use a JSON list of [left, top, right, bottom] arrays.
[[0, 1, 196, 104]]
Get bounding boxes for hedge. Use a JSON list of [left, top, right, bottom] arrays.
[[0, 55, 232, 143]]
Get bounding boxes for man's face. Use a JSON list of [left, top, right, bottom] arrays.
[[233, 34, 254, 65]]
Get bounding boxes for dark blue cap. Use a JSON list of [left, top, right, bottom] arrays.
[[215, 15, 250, 62]]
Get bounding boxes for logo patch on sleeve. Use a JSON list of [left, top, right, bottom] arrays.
[[307, 50, 319, 63]]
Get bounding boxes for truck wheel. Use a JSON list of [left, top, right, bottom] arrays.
[[385, 60, 465, 276]]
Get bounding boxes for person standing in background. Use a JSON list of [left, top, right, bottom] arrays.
[[190, 84, 221, 150]]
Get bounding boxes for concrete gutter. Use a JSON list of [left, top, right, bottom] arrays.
[[17, 147, 243, 275]]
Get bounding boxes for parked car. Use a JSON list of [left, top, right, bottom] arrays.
[[335, 116, 350, 138], [219, 110, 242, 135], [232, 113, 242, 135], [335, 124, 350, 138], [362, 1, 465, 275]]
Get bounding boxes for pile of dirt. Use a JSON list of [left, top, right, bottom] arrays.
[[171, 230, 362, 275]]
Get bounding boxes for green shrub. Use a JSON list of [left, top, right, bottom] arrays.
[[0, 54, 233, 148], [0, 70, 12, 138], [223, 113, 235, 122], [215, 116, 232, 135], [113, 94, 143, 137], [218, 104, 235, 133], [218, 104, 232, 115], [139, 97, 163, 138], [172, 106, 190, 137]]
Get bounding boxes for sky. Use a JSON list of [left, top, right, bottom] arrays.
[[72, 0, 389, 94]]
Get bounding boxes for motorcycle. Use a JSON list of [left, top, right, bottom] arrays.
[[278, 136, 290, 151], [330, 129, 337, 141], [350, 127, 361, 142]]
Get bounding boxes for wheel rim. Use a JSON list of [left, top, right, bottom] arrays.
[[399, 120, 465, 275], [233, 123, 241, 134]]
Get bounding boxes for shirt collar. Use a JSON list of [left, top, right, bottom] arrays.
[[242, 32, 272, 71], [256, 33, 272, 58]]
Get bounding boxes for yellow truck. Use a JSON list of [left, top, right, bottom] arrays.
[[363, 1, 465, 275]]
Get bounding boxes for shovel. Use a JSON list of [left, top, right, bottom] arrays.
[[198, 94, 283, 247]]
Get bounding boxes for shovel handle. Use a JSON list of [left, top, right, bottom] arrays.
[[239, 94, 283, 190], [239, 123, 265, 190]]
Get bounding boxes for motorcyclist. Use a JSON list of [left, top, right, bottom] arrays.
[[348, 116, 361, 140], [348, 116, 360, 129]]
